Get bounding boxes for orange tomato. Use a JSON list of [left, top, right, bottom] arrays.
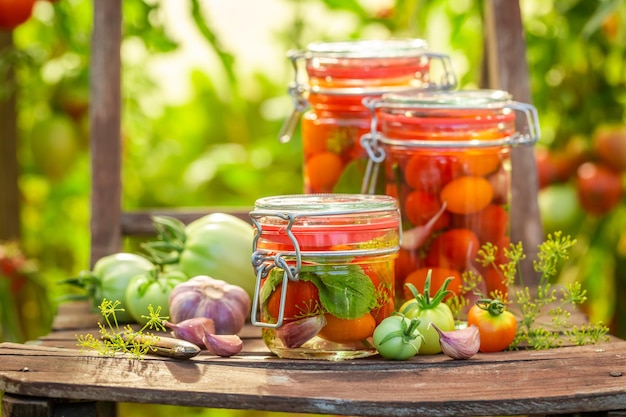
[[305, 151, 344, 192], [457, 149, 503, 177], [317, 313, 377, 343], [440, 176, 494, 214], [402, 267, 463, 300]]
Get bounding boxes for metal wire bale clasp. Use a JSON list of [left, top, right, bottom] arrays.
[[249, 212, 302, 328]]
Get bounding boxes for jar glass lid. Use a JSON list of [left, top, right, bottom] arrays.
[[305, 38, 429, 59], [252, 193, 398, 215], [380, 89, 513, 108]]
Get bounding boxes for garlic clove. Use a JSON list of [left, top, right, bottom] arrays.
[[203, 333, 243, 357], [431, 323, 480, 360], [276, 315, 327, 348], [164, 318, 216, 348]]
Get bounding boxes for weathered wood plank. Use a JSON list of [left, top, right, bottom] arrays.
[[89, 0, 122, 266], [120, 208, 253, 236], [483, 0, 544, 287], [1, 394, 115, 417], [1, 341, 625, 417], [0, 31, 21, 241]]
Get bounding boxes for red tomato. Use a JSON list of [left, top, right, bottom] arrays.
[[455, 204, 509, 245], [575, 162, 624, 216], [467, 299, 517, 352], [404, 190, 450, 230], [403, 152, 460, 193], [317, 313, 376, 343], [0, 0, 36, 30], [427, 228, 480, 271], [592, 125, 626, 172], [266, 279, 321, 322], [402, 267, 462, 301]]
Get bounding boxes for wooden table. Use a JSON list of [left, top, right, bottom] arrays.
[[1, 303, 626, 417]]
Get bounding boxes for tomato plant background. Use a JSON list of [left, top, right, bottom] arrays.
[[1, 0, 626, 415]]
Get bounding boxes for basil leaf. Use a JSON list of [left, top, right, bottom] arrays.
[[300, 264, 377, 320]]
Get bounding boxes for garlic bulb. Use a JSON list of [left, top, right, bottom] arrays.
[[431, 323, 480, 360], [169, 275, 251, 335]]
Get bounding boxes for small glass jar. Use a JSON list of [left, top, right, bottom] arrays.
[[249, 194, 400, 360], [279, 39, 456, 194], [361, 90, 540, 302]]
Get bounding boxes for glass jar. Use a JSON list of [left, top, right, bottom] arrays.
[[249, 194, 400, 360], [361, 90, 540, 303], [279, 39, 457, 194]]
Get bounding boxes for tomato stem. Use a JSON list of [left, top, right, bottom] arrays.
[[404, 269, 452, 310], [475, 298, 506, 316]]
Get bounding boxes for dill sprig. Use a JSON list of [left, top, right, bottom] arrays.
[[76, 299, 168, 359], [456, 231, 610, 350]]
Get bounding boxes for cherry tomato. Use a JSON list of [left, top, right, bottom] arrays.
[[592, 125, 626, 172], [403, 267, 462, 301], [404, 190, 450, 230], [399, 271, 456, 354], [440, 176, 494, 214], [305, 151, 344, 192], [457, 149, 502, 177], [575, 162, 624, 216], [317, 313, 376, 343], [0, 0, 36, 30], [372, 315, 423, 360], [404, 152, 460, 192], [455, 204, 509, 245], [467, 299, 517, 352], [424, 228, 480, 271], [266, 279, 321, 322]]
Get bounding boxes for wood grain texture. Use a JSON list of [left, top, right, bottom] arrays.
[[483, 0, 544, 287], [0, 31, 21, 241], [89, 0, 122, 267], [2, 338, 626, 417]]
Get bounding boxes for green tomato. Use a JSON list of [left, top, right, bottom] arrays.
[[373, 315, 423, 360], [125, 269, 188, 325], [178, 213, 256, 299], [84, 253, 156, 323], [400, 299, 455, 354], [400, 270, 456, 355]]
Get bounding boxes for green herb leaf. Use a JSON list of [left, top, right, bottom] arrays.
[[300, 264, 376, 319]]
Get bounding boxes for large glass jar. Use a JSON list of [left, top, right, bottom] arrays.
[[361, 90, 540, 303], [249, 194, 400, 360], [279, 39, 456, 194]]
